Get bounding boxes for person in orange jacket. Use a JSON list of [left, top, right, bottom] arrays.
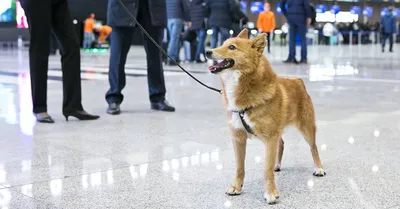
[[98, 25, 112, 43], [83, 13, 95, 49], [257, 3, 275, 53]]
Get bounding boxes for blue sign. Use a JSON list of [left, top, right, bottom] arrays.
[[381, 7, 389, 16], [350, 6, 361, 15], [363, 6, 373, 17], [250, 2, 264, 14], [240, 1, 247, 13], [276, 2, 288, 14], [330, 5, 340, 14], [316, 4, 327, 13]]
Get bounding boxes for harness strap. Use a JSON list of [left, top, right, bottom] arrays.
[[232, 107, 255, 135]]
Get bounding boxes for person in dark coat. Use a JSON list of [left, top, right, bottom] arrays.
[[231, 0, 249, 37], [106, 0, 175, 114], [205, 0, 238, 48], [20, 0, 99, 123], [166, 0, 191, 65], [381, 7, 397, 53], [191, 0, 207, 63], [281, 0, 312, 64]]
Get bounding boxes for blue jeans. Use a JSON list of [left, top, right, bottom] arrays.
[[210, 27, 230, 48], [288, 22, 307, 61], [195, 29, 206, 60], [106, 26, 166, 104], [167, 18, 184, 61], [183, 25, 191, 61], [83, 32, 93, 49]]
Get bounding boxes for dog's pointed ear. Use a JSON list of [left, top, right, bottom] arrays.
[[252, 33, 267, 54], [237, 29, 248, 39]]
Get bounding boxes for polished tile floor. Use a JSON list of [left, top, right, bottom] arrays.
[[0, 44, 400, 209]]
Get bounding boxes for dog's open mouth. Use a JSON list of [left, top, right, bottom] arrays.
[[208, 59, 235, 74]]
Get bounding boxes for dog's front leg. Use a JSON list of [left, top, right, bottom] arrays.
[[226, 129, 247, 196], [263, 135, 280, 204]]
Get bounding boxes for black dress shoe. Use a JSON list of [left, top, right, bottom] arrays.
[[35, 112, 54, 123], [151, 100, 175, 112], [283, 59, 299, 64], [63, 110, 99, 121], [107, 103, 121, 115], [299, 60, 308, 64]]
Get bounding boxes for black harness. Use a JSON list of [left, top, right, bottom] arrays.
[[232, 107, 255, 135]]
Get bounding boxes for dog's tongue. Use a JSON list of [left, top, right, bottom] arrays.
[[208, 66, 217, 71], [208, 60, 226, 71]]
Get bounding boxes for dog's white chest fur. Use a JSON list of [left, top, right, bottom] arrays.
[[221, 70, 254, 131]]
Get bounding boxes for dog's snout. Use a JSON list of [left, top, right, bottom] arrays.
[[205, 51, 212, 58]]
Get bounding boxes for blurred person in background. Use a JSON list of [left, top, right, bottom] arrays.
[[381, 7, 396, 53], [20, 0, 99, 123], [83, 13, 95, 49], [166, 0, 191, 65], [281, 0, 312, 64], [190, 0, 207, 63], [106, 0, 175, 115], [97, 25, 112, 44], [206, 0, 238, 48], [281, 22, 289, 46], [231, 0, 249, 37], [257, 3, 275, 53]]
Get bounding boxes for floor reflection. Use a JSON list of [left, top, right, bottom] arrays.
[[308, 63, 359, 81], [0, 72, 35, 135]]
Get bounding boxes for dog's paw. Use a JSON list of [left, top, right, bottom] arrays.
[[263, 192, 280, 204], [274, 164, 281, 172], [226, 186, 242, 196], [313, 168, 326, 177]]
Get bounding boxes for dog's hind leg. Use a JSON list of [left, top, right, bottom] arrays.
[[274, 137, 284, 172], [297, 121, 326, 177], [226, 129, 247, 196]]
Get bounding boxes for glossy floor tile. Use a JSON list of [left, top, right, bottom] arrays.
[[0, 45, 400, 209]]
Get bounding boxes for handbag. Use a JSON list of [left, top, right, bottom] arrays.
[[182, 29, 197, 42]]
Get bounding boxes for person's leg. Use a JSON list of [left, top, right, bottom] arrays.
[[210, 27, 219, 48], [184, 41, 191, 61], [105, 27, 133, 105], [287, 23, 297, 61], [266, 32, 271, 53], [137, 0, 166, 103], [183, 25, 191, 61], [50, 0, 85, 113], [299, 23, 307, 61], [220, 28, 230, 45], [167, 18, 184, 62], [49, 31, 57, 55], [389, 33, 394, 52], [195, 29, 206, 61], [83, 32, 88, 48], [21, 0, 52, 114], [381, 33, 387, 51], [88, 32, 93, 48]]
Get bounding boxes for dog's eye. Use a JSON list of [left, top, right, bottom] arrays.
[[228, 45, 236, 50]]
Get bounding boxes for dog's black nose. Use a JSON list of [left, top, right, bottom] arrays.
[[205, 51, 212, 58]]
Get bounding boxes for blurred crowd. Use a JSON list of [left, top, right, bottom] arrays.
[[164, 0, 249, 65]]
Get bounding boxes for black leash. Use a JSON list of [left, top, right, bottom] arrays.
[[116, 0, 222, 94]]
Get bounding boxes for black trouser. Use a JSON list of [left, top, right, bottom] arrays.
[[381, 33, 393, 51], [49, 32, 58, 55], [21, 0, 83, 113], [106, 0, 166, 104], [264, 32, 271, 53]]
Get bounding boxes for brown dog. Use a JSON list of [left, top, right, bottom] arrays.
[[206, 29, 325, 204]]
